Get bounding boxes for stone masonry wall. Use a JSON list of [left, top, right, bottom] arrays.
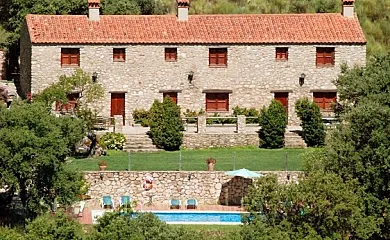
[[26, 44, 365, 125], [0, 49, 5, 80], [182, 133, 259, 149], [85, 171, 301, 206]]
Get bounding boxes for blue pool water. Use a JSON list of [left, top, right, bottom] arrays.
[[151, 211, 244, 224]]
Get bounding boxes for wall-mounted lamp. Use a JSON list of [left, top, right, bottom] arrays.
[[299, 73, 306, 86], [92, 72, 98, 82], [287, 173, 291, 181], [188, 71, 194, 84], [100, 172, 105, 180]]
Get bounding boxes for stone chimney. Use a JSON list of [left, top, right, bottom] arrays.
[[88, 0, 100, 21], [342, 0, 355, 17], [177, 0, 189, 21]]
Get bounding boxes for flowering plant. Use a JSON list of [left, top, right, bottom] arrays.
[[99, 132, 126, 150]]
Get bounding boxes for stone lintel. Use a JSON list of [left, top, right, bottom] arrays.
[[202, 89, 233, 93], [158, 89, 182, 93], [109, 91, 128, 93], [309, 89, 337, 92], [270, 89, 293, 93]]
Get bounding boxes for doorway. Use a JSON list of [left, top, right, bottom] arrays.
[[110, 93, 125, 125]]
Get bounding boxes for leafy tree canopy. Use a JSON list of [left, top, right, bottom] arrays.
[[0, 101, 86, 219]]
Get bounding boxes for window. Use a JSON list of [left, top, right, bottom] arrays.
[[276, 47, 288, 60], [313, 92, 337, 110], [163, 92, 178, 104], [61, 48, 80, 66], [206, 93, 229, 111], [274, 92, 289, 113], [56, 93, 79, 112], [316, 47, 335, 66], [165, 48, 177, 61], [113, 48, 126, 62], [209, 48, 227, 67]]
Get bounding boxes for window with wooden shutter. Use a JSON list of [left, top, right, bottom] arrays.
[[275, 47, 288, 60], [113, 48, 126, 62], [56, 93, 80, 112], [313, 92, 337, 110], [61, 48, 80, 66], [165, 48, 177, 61], [206, 93, 229, 111], [316, 47, 335, 66], [163, 92, 178, 104], [274, 92, 289, 114], [209, 48, 227, 67]]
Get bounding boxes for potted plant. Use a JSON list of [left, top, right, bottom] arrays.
[[98, 160, 107, 171], [206, 158, 216, 171]]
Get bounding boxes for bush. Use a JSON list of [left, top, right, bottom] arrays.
[[259, 100, 287, 148], [295, 98, 326, 147], [233, 106, 260, 124], [149, 97, 183, 151], [132, 109, 150, 127], [99, 132, 126, 150]]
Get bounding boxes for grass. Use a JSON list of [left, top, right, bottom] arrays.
[[172, 224, 241, 237], [66, 147, 308, 171]]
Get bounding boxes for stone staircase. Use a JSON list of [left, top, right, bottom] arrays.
[[284, 131, 307, 148], [123, 134, 161, 152]]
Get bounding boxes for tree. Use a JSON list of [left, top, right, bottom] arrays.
[[0, 227, 24, 240], [90, 211, 205, 240], [321, 53, 390, 239], [34, 69, 105, 131], [295, 98, 326, 147], [0, 101, 85, 219], [243, 173, 381, 240], [259, 100, 287, 149], [149, 97, 183, 151], [24, 212, 84, 240]]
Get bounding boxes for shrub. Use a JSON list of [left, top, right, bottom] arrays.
[[233, 106, 260, 124], [132, 109, 150, 127], [259, 100, 287, 148], [295, 98, 326, 147], [149, 97, 183, 151], [99, 132, 126, 150]]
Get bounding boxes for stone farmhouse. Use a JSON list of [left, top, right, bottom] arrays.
[[20, 0, 365, 125]]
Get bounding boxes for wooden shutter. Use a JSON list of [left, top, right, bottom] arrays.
[[209, 48, 227, 66], [276, 48, 288, 60], [313, 92, 336, 109], [61, 48, 79, 66], [165, 48, 177, 61], [163, 92, 178, 104], [113, 48, 126, 62], [206, 93, 228, 111], [316, 47, 334, 66]]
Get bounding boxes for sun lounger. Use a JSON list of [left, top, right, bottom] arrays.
[[119, 196, 131, 207], [185, 199, 198, 209], [101, 195, 114, 209], [170, 199, 181, 209]]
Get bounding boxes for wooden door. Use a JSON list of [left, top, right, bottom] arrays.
[[111, 93, 125, 125], [274, 92, 288, 114]]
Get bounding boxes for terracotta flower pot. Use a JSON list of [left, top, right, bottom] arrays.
[[208, 163, 215, 171], [99, 165, 107, 171]]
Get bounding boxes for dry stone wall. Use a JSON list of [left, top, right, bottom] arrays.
[[85, 171, 301, 206], [182, 133, 259, 149]]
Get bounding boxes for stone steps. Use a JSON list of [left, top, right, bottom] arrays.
[[284, 131, 307, 148], [123, 134, 161, 153]]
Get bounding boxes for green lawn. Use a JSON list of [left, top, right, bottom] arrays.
[[171, 224, 241, 237], [66, 147, 307, 171]]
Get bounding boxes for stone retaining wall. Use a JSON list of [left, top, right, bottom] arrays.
[[182, 133, 259, 149], [85, 171, 301, 206]]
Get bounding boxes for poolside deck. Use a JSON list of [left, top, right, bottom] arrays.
[[78, 199, 245, 225]]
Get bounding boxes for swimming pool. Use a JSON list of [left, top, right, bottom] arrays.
[[91, 210, 246, 225], [151, 211, 245, 225]]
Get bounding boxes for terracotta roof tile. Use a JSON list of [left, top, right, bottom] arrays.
[[25, 14, 366, 44]]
